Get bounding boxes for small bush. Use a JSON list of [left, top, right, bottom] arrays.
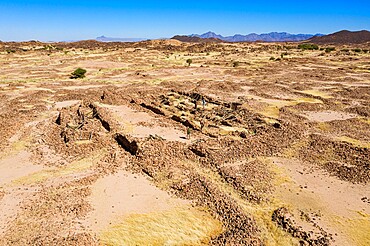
[[325, 47, 335, 53], [341, 49, 349, 52], [280, 52, 288, 59], [269, 57, 275, 61], [186, 59, 192, 66], [298, 43, 319, 50], [352, 48, 362, 53], [232, 61, 239, 67], [70, 68, 86, 79]]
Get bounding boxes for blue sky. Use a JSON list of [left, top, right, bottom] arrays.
[[0, 0, 369, 41]]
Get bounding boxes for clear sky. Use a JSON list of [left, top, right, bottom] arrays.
[[0, 0, 369, 41]]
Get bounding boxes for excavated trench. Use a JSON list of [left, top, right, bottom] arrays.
[[24, 89, 366, 245]]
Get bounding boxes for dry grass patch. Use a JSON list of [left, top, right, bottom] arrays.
[[336, 136, 370, 148], [331, 212, 370, 246], [99, 206, 223, 246], [297, 90, 333, 99]]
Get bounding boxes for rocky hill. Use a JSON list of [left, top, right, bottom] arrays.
[[307, 30, 370, 44]]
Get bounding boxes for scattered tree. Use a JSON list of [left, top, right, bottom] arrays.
[[232, 61, 239, 67], [186, 59, 192, 66]]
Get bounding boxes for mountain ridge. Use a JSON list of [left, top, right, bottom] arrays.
[[96, 35, 146, 42], [189, 31, 323, 42]]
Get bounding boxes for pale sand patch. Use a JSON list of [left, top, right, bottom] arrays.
[[133, 125, 188, 143], [0, 151, 43, 186], [103, 104, 189, 143], [0, 151, 42, 236], [301, 111, 358, 122], [55, 100, 80, 109], [85, 170, 191, 233], [271, 157, 369, 246], [104, 104, 153, 124]]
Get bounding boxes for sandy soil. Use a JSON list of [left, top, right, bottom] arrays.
[[0, 40, 369, 245], [84, 170, 191, 232]]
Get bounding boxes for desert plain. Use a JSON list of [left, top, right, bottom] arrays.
[[0, 39, 369, 245]]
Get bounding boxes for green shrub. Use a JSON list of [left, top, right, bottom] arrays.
[[352, 48, 361, 53], [341, 49, 349, 52], [325, 47, 335, 53], [232, 61, 239, 67], [269, 57, 275, 61], [298, 43, 319, 50], [186, 59, 192, 66], [70, 68, 86, 79]]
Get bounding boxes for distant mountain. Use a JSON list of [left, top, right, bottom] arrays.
[[171, 35, 223, 43], [307, 30, 370, 44], [96, 36, 146, 42], [189, 31, 323, 42]]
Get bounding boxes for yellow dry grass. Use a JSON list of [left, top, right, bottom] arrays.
[[336, 136, 370, 148], [331, 212, 370, 246], [297, 90, 333, 99], [99, 206, 223, 246], [316, 122, 331, 131], [182, 159, 298, 246], [246, 97, 322, 119]]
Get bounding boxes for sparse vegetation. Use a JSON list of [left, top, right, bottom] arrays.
[[70, 68, 87, 79], [186, 58, 192, 66], [325, 47, 335, 53], [232, 61, 239, 67], [298, 43, 319, 50]]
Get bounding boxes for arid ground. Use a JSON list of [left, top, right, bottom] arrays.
[[0, 40, 369, 245]]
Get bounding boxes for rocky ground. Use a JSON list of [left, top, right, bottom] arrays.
[[0, 40, 369, 245]]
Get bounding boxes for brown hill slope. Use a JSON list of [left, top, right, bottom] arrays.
[[308, 30, 370, 44], [171, 35, 223, 43]]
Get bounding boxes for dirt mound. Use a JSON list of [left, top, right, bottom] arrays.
[[34, 102, 113, 165], [307, 30, 370, 44], [298, 134, 370, 183]]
